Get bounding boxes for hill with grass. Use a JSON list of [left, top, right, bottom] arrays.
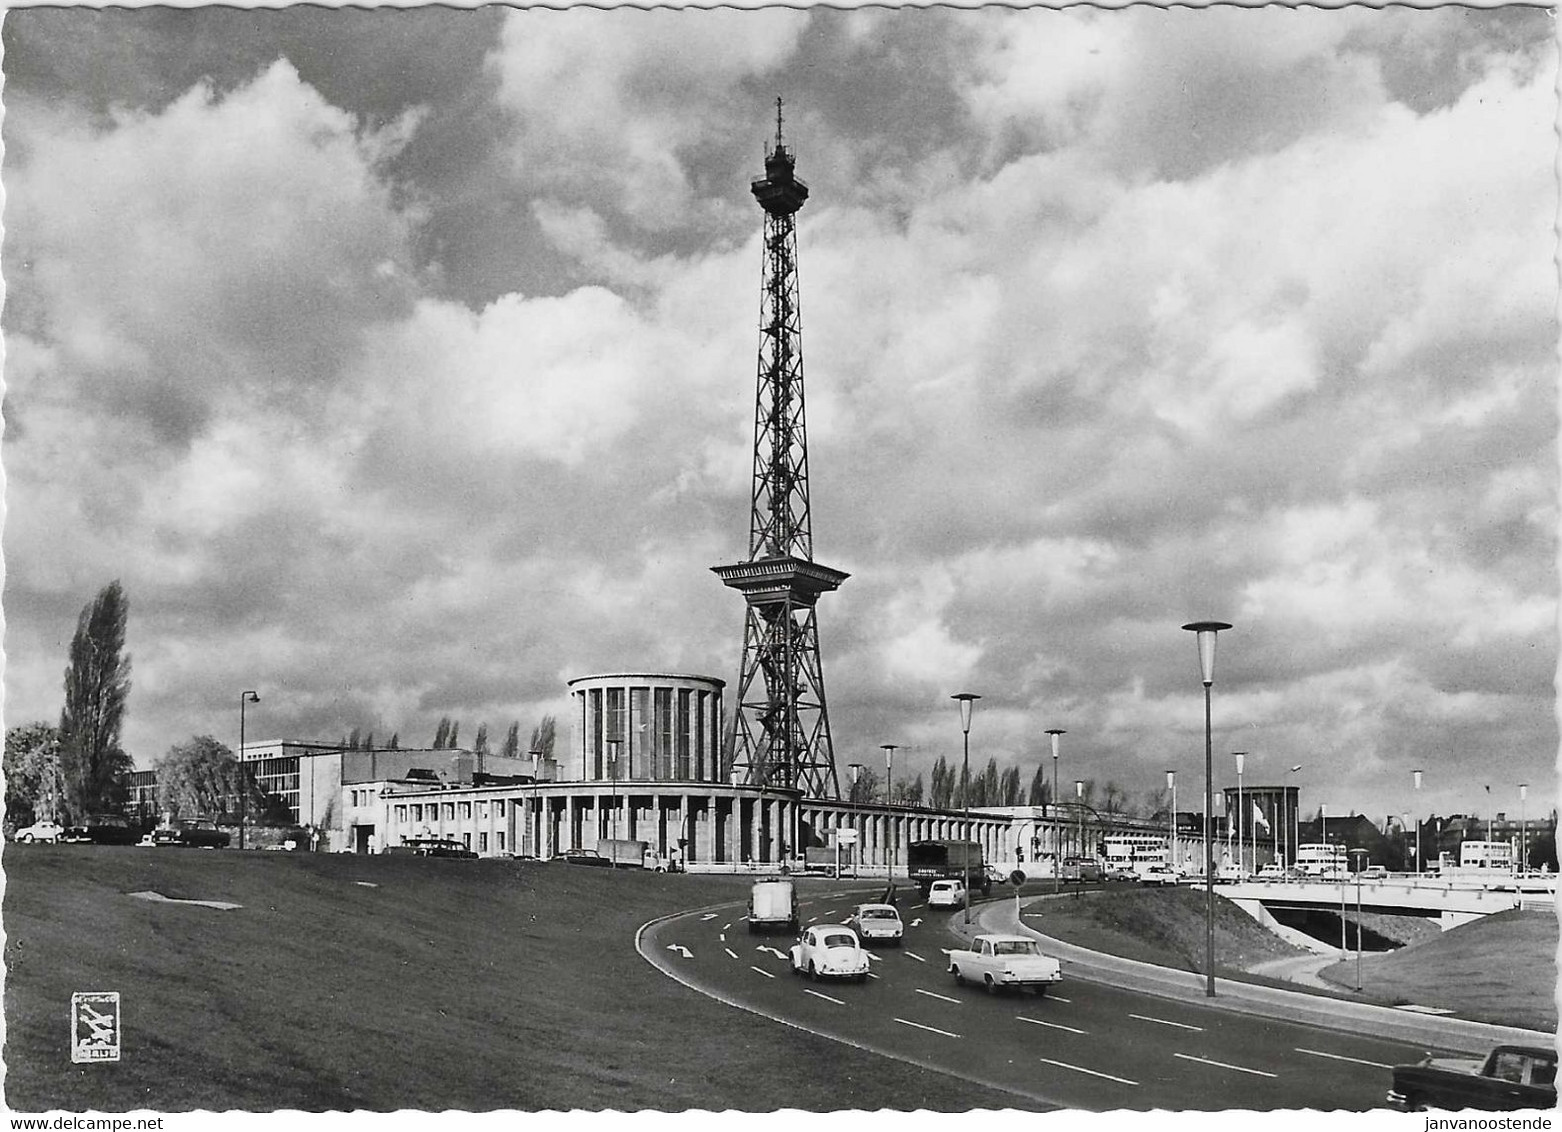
[[3, 847, 1039, 1113]]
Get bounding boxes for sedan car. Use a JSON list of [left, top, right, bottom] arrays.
[[559, 848, 613, 867], [13, 820, 67, 843], [926, 879, 967, 908], [845, 903, 904, 945], [789, 925, 870, 982], [1139, 864, 1178, 886]]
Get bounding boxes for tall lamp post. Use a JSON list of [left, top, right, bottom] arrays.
[[952, 693, 981, 924], [529, 748, 544, 859], [1234, 752, 1247, 878], [1074, 780, 1085, 863], [1348, 847, 1369, 989], [848, 763, 863, 879], [1412, 769, 1424, 875], [881, 744, 899, 879], [238, 690, 259, 851], [606, 738, 622, 845], [1286, 764, 1302, 870], [1518, 783, 1528, 876], [1183, 620, 1232, 998], [1046, 729, 1065, 893], [1166, 770, 1177, 873]]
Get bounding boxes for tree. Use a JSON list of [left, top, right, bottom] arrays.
[[473, 723, 490, 757], [529, 716, 557, 759], [502, 721, 520, 760], [978, 757, 1000, 807], [903, 773, 924, 806], [155, 735, 269, 823], [363, 732, 375, 752], [1101, 780, 1127, 816], [1027, 764, 1051, 807], [346, 727, 362, 750], [1144, 786, 1170, 820], [929, 757, 952, 809], [447, 721, 460, 749], [58, 581, 134, 822], [999, 766, 1022, 806], [432, 717, 451, 749], [5, 722, 64, 830], [847, 767, 881, 804], [387, 733, 400, 750]]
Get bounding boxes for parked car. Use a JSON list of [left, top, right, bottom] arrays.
[[151, 820, 232, 849], [558, 847, 612, 867], [789, 925, 870, 982], [60, 826, 94, 844], [845, 903, 904, 945], [72, 816, 140, 845], [1139, 864, 1178, 886], [13, 820, 67, 843], [947, 933, 1063, 995], [926, 879, 967, 908], [400, 837, 477, 859], [1387, 1045, 1556, 1111]]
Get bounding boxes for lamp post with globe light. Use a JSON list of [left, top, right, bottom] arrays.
[[952, 694, 980, 924], [1182, 620, 1232, 998], [238, 691, 259, 851], [848, 763, 863, 878], [1046, 729, 1066, 892]]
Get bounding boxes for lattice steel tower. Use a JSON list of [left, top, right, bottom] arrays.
[[712, 102, 848, 800]]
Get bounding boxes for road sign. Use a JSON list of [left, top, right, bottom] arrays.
[[833, 829, 859, 846], [1009, 870, 1027, 887]]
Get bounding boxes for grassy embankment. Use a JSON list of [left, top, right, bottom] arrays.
[[3, 846, 1037, 1114], [1031, 886, 1557, 1031]]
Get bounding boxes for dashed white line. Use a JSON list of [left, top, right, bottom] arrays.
[[750, 966, 776, 979], [894, 1018, 961, 1039], [807, 916, 819, 924], [1295, 1048, 1392, 1070], [1037, 1058, 1137, 1086], [724, 947, 739, 960], [1017, 1015, 1086, 1035], [804, 989, 846, 1005], [1049, 995, 1071, 1003], [719, 933, 726, 942], [904, 951, 927, 963], [700, 913, 718, 921], [722, 922, 732, 930], [1174, 1052, 1277, 1078], [915, 988, 961, 1004], [1129, 1012, 1204, 1032], [867, 972, 881, 980]]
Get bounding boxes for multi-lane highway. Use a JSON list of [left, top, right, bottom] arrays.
[[639, 882, 1457, 1110]]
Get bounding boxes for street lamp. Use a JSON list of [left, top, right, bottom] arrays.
[[1046, 729, 1066, 894], [529, 748, 544, 859], [848, 763, 863, 879], [1519, 784, 1528, 876], [880, 744, 899, 878], [238, 691, 259, 851], [1182, 619, 1232, 998], [1166, 770, 1177, 874], [1348, 847, 1370, 990], [606, 738, 622, 845], [1412, 769, 1424, 876], [952, 693, 981, 924], [1234, 752, 1247, 878], [1286, 764, 1302, 870], [1075, 780, 1085, 864]]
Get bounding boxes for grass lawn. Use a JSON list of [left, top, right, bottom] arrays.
[[3, 846, 1039, 1113], [1028, 885, 1307, 975], [1317, 908, 1558, 1031]]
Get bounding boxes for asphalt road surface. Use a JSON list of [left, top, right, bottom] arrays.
[[639, 884, 1455, 1111]]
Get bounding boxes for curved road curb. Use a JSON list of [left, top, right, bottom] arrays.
[[634, 900, 1065, 1110], [947, 894, 1553, 1055]]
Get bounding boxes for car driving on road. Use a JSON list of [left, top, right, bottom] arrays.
[[845, 903, 904, 945], [947, 933, 1063, 995], [1139, 864, 1177, 886], [926, 879, 967, 908], [789, 925, 870, 982]]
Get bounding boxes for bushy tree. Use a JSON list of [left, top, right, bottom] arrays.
[[387, 733, 400, 750], [156, 735, 267, 822], [502, 722, 520, 760], [446, 721, 460, 749], [903, 773, 924, 806], [929, 757, 953, 809], [999, 765, 1022, 806], [1027, 764, 1051, 807], [58, 581, 134, 822], [5, 722, 64, 830], [432, 717, 452, 749], [846, 766, 881, 804], [473, 723, 490, 757]]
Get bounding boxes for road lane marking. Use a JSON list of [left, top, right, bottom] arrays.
[[1129, 1013, 1203, 1031], [719, 933, 726, 942], [1173, 1053, 1277, 1078], [1295, 1048, 1392, 1069], [756, 946, 788, 959], [701, 913, 717, 920], [1018, 1016, 1086, 1035], [867, 972, 881, 979], [915, 989, 961, 1004], [750, 966, 776, 979], [894, 1018, 961, 1039], [807, 916, 819, 924], [1049, 995, 1071, 1003], [722, 923, 731, 930], [1037, 1058, 1137, 1085], [904, 951, 927, 963], [724, 948, 739, 960], [865, 952, 882, 963], [665, 944, 692, 958], [804, 989, 846, 1005]]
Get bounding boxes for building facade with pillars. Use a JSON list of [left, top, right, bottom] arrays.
[[567, 673, 725, 784]]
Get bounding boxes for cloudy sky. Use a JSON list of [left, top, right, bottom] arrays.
[[2, 6, 1555, 826]]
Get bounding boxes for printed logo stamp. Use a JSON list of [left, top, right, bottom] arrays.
[[71, 991, 121, 1063]]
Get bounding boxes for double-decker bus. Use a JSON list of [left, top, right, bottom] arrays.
[[1294, 842, 1347, 877], [1103, 833, 1170, 879]]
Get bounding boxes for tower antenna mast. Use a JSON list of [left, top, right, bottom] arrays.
[[713, 105, 847, 800]]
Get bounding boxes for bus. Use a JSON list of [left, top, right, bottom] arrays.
[[1294, 842, 1347, 877], [1103, 833, 1169, 879]]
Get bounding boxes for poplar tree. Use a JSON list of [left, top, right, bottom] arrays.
[[58, 581, 133, 822]]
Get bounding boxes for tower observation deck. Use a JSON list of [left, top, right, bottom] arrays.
[[712, 103, 847, 800]]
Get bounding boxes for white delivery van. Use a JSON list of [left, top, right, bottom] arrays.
[[748, 877, 798, 934]]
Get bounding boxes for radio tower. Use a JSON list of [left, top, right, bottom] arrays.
[[712, 100, 848, 799]]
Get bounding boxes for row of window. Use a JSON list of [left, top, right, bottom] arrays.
[[392, 800, 513, 824]]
